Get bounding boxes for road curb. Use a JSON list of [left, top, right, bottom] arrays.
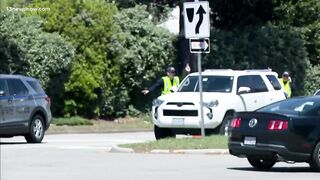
[[109, 146, 229, 155], [110, 146, 134, 153]]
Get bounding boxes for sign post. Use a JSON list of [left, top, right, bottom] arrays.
[[183, 0, 210, 137]]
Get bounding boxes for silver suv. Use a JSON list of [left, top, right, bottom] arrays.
[[0, 75, 52, 143]]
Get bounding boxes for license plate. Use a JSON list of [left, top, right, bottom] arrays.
[[172, 118, 185, 125], [244, 137, 256, 146]]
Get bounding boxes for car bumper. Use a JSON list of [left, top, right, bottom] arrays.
[[152, 106, 222, 129], [228, 141, 311, 162]]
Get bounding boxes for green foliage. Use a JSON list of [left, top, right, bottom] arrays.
[[303, 64, 320, 96], [0, 11, 74, 114], [204, 24, 309, 96], [52, 116, 93, 126], [113, 5, 176, 111], [114, 0, 175, 22], [274, 0, 320, 64], [34, 0, 127, 118]]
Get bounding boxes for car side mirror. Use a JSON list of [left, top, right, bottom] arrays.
[[238, 87, 251, 94], [0, 90, 5, 96], [170, 86, 178, 93]]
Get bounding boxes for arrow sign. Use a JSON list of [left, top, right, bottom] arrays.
[[190, 38, 210, 53], [195, 5, 206, 34], [183, 1, 210, 39]]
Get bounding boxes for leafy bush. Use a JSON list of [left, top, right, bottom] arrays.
[[303, 63, 320, 96], [0, 11, 74, 115], [204, 24, 309, 96], [114, 5, 177, 111], [34, 0, 127, 118]]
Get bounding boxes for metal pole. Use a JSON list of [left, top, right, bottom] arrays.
[[197, 53, 205, 137]]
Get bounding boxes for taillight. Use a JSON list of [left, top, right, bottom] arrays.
[[268, 120, 288, 130], [45, 96, 51, 106], [230, 117, 241, 128]]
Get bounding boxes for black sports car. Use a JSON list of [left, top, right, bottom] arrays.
[[228, 96, 320, 171]]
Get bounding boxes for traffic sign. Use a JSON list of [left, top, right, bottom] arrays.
[[190, 38, 210, 53], [183, 1, 210, 39]]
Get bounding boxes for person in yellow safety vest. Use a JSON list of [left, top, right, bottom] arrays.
[[142, 66, 180, 96], [279, 71, 294, 98]]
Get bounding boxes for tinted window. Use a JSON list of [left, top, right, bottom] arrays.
[[0, 79, 9, 96], [251, 75, 268, 92], [27, 80, 44, 94], [237, 75, 268, 93], [8, 79, 29, 96], [258, 98, 320, 116], [179, 76, 234, 93], [237, 76, 251, 90], [267, 75, 282, 90]]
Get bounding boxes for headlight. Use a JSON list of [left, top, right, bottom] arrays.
[[153, 99, 164, 107], [203, 100, 219, 107]]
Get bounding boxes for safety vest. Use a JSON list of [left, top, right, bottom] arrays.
[[279, 78, 292, 98], [162, 76, 179, 95]]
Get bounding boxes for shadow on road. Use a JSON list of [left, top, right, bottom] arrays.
[[0, 142, 27, 145], [228, 167, 316, 173]]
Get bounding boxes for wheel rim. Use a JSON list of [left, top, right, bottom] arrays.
[[33, 119, 43, 138]]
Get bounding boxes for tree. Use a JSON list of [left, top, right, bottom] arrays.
[[204, 25, 309, 95], [33, 0, 124, 118], [0, 11, 74, 114], [113, 5, 176, 111]]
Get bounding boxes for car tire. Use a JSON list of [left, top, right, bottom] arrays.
[[219, 114, 233, 135], [309, 141, 320, 172], [247, 157, 276, 170], [25, 115, 45, 143], [154, 125, 175, 140]]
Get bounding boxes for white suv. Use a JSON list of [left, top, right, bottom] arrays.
[[151, 69, 286, 139]]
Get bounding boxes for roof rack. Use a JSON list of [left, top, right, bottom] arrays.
[[244, 69, 272, 72], [204, 69, 233, 72]]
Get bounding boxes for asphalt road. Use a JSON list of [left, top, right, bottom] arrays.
[[1, 132, 319, 180]]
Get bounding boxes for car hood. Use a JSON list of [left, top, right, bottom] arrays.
[[157, 92, 231, 103]]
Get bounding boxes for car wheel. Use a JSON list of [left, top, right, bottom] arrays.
[[154, 125, 175, 140], [309, 141, 320, 172], [247, 157, 276, 170], [219, 114, 233, 135], [25, 115, 45, 143]]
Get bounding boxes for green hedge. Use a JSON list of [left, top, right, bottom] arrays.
[[204, 25, 309, 96]]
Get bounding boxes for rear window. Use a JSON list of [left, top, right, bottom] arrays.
[[257, 98, 320, 116], [266, 75, 282, 90], [7, 79, 29, 96], [237, 75, 268, 93], [27, 80, 45, 94]]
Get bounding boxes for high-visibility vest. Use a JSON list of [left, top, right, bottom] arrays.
[[162, 76, 179, 95], [279, 78, 292, 98]]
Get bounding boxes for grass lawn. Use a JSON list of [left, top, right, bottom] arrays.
[[52, 116, 93, 126], [48, 116, 153, 134], [119, 135, 228, 152]]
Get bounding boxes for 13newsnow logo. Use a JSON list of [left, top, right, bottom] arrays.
[[183, 1, 210, 39]]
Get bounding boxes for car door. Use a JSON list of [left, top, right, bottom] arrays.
[[6, 78, 33, 126], [237, 75, 269, 111], [0, 79, 15, 128]]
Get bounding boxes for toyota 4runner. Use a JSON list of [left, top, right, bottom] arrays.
[[152, 69, 286, 139]]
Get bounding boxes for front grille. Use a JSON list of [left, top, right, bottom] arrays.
[[163, 110, 198, 116]]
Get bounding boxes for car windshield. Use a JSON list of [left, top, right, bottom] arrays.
[[178, 75, 234, 93], [257, 97, 320, 116]]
